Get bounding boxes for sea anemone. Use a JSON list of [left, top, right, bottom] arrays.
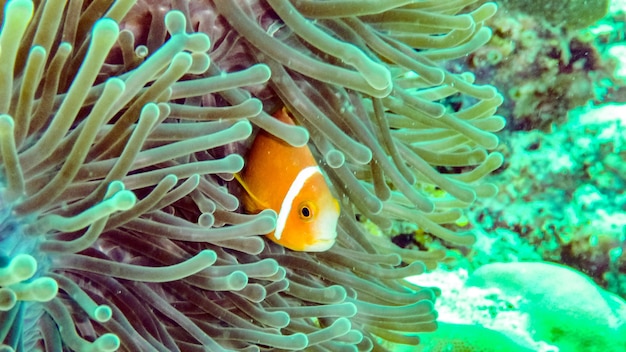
[[0, 0, 503, 351]]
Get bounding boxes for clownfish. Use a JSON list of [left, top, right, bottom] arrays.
[[235, 108, 340, 252]]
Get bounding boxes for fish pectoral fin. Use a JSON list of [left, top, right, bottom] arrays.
[[233, 173, 271, 210]]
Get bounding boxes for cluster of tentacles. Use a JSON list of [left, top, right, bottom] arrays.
[[0, 0, 503, 351]]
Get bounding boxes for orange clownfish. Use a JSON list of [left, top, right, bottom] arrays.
[[236, 108, 340, 251]]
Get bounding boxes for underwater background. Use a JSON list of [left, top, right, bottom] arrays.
[[404, 0, 626, 351], [0, 0, 624, 351]]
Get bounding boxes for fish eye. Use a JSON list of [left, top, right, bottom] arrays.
[[298, 202, 314, 220]]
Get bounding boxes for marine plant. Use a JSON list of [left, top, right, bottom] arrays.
[[0, 0, 504, 350]]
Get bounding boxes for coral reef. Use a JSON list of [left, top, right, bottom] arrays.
[[460, 3, 617, 131], [465, 102, 626, 297], [452, 0, 626, 299], [0, 0, 503, 350]]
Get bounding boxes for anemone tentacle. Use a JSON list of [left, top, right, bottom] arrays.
[[1, 0, 502, 350]]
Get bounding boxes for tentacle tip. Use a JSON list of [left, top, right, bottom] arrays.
[[111, 190, 137, 211], [164, 10, 187, 36], [253, 63, 272, 82], [105, 181, 126, 198], [9, 254, 38, 283], [92, 17, 120, 42], [32, 277, 59, 302], [365, 64, 393, 92], [93, 333, 121, 352], [0, 114, 15, 130], [227, 271, 249, 291], [6, 0, 34, 17], [233, 119, 254, 139], [186, 33, 212, 53], [198, 249, 218, 265], [94, 305, 113, 322], [0, 288, 17, 311], [189, 52, 211, 74], [226, 154, 245, 173]]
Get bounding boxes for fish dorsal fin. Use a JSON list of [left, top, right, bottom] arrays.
[[274, 107, 295, 125], [233, 173, 271, 209]]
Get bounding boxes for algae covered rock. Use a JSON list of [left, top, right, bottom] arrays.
[[467, 262, 626, 352], [499, 0, 609, 29]]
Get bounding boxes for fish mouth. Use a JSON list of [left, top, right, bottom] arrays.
[[316, 231, 337, 242], [305, 237, 336, 252]]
